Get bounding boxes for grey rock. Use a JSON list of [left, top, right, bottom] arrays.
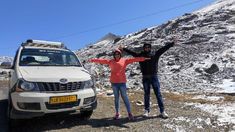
[[204, 64, 220, 74]]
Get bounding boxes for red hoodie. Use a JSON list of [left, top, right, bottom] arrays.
[[89, 57, 145, 83]]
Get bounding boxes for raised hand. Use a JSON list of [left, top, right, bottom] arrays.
[[118, 44, 124, 51]]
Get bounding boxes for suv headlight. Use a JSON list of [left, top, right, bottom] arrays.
[[16, 79, 39, 92], [83, 79, 94, 89]]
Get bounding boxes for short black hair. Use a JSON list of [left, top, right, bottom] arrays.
[[143, 42, 151, 48]]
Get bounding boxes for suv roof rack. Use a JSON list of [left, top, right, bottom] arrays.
[[21, 39, 67, 49]]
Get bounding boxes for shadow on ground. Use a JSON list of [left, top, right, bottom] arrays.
[[10, 112, 161, 132]]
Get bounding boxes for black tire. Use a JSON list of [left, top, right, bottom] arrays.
[[9, 119, 20, 128], [80, 110, 93, 120], [6, 97, 12, 129], [6, 108, 11, 131], [7, 97, 21, 129]]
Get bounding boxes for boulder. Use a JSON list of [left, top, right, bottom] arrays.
[[204, 64, 219, 74]]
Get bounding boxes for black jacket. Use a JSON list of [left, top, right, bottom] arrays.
[[123, 42, 174, 77]]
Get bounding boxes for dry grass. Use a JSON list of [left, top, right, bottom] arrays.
[[223, 94, 235, 102], [98, 89, 235, 110], [165, 92, 235, 104], [164, 92, 214, 104]]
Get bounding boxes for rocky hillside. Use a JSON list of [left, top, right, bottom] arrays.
[[76, 0, 235, 93]]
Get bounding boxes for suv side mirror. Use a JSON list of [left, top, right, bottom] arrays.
[[1, 62, 13, 69]]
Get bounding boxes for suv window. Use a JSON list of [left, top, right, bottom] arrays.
[[19, 48, 82, 67]]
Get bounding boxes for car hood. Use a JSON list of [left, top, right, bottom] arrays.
[[18, 66, 91, 82]]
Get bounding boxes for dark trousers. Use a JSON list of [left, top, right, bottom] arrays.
[[142, 75, 164, 113]]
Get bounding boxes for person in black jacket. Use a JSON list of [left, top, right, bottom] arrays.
[[119, 41, 175, 118]]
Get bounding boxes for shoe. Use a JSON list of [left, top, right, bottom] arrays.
[[160, 111, 169, 119], [143, 110, 150, 117], [113, 113, 120, 120], [128, 113, 134, 121]]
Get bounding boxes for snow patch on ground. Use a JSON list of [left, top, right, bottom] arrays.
[[192, 95, 224, 101], [186, 102, 235, 126], [217, 79, 235, 93], [164, 124, 186, 132], [164, 116, 213, 131]]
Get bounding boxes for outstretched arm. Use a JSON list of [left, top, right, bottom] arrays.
[[123, 48, 140, 57], [154, 42, 174, 57], [119, 45, 140, 57], [89, 58, 110, 65], [125, 57, 149, 65]]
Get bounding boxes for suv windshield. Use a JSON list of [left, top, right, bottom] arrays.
[[19, 49, 82, 67]]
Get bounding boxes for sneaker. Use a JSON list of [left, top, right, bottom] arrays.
[[128, 113, 134, 121], [143, 110, 150, 117], [160, 111, 169, 119], [113, 113, 120, 120]]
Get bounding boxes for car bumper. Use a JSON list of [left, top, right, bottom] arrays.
[[10, 89, 97, 119]]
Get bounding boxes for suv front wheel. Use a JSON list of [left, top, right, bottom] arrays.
[[7, 98, 20, 128], [80, 110, 93, 120]]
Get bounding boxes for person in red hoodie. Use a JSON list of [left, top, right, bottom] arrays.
[[89, 49, 149, 120]]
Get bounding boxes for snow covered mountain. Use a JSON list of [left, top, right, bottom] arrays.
[[76, 0, 235, 93], [0, 56, 13, 65]]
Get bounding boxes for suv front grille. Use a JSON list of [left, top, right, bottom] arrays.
[[37, 82, 82, 92]]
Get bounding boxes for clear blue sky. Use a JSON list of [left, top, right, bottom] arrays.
[[0, 0, 215, 57]]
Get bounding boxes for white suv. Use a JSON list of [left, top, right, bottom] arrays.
[[7, 39, 97, 123]]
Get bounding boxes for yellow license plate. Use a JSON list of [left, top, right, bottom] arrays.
[[49, 95, 77, 104]]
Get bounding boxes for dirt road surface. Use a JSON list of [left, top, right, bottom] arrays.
[[0, 80, 234, 132]]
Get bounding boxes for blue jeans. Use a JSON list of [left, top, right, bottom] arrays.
[[111, 83, 131, 114], [142, 75, 164, 113]]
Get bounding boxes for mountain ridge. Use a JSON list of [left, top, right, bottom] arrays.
[[77, 0, 235, 93]]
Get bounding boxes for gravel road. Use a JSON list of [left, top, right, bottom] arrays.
[[1, 80, 234, 132]]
